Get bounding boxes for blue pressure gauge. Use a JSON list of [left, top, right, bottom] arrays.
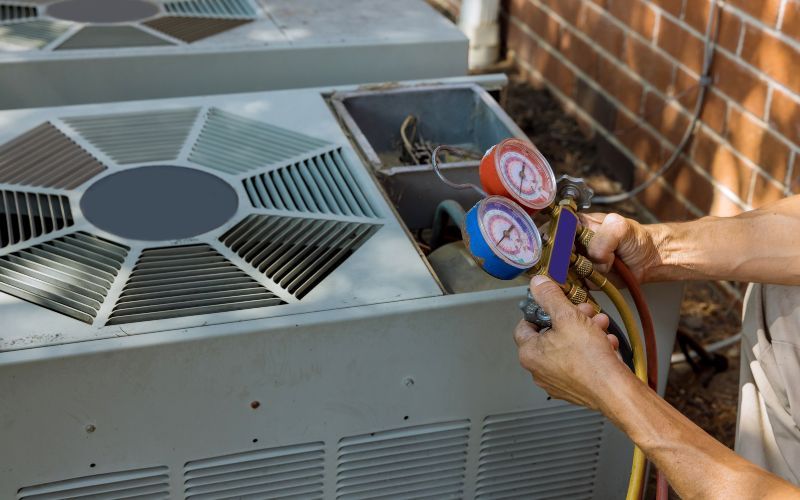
[[463, 196, 543, 280]]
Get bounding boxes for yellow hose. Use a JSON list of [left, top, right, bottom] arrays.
[[588, 270, 647, 500]]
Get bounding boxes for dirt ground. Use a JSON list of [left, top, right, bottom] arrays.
[[503, 78, 744, 493]]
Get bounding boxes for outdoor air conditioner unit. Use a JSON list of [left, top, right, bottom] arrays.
[[0, 0, 467, 109], [0, 77, 682, 499]]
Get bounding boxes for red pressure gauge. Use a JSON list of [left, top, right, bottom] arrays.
[[479, 138, 557, 214]]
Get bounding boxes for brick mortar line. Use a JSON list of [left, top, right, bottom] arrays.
[[564, 0, 800, 145], [520, 0, 800, 127], [746, 165, 759, 204], [513, 0, 790, 151], [785, 152, 796, 194], [655, 1, 800, 99], [589, 0, 800, 117], [515, 54, 746, 216], [650, 84, 795, 188], [657, 0, 799, 53], [509, 13, 788, 190], [510, 2, 800, 179], [777, 0, 789, 31]]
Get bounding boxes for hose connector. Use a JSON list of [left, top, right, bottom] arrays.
[[566, 282, 588, 305], [578, 226, 594, 248], [572, 254, 593, 278]]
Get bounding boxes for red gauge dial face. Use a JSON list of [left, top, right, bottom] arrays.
[[479, 197, 541, 268], [497, 148, 556, 209]]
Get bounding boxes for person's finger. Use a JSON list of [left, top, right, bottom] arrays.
[[529, 275, 578, 325], [591, 312, 610, 331], [606, 334, 620, 351], [577, 213, 606, 232], [586, 213, 629, 263], [576, 303, 597, 318], [514, 320, 538, 347]]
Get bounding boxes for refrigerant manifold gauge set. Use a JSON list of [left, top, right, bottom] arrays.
[[433, 137, 658, 500], [434, 138, 594, 291]]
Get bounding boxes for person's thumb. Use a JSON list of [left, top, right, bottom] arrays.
[[530, 275, 575, 325]]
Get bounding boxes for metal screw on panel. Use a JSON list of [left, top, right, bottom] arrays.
[[403, 377, 415, 387], [85, 424, 96, 433]]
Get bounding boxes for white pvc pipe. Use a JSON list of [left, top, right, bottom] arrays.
[[458, 0, 500, 69]]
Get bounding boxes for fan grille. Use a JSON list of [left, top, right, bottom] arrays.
[[144, 16, 251, 43], [108, 244, 284, 325], [0, 19, 70, 49], [190, 108, 331, 174], [221, 214, 380, 299], [0, 189, 73, 248], [0, 4, 37, 22], [163, 0, 256, 18], [64, 108, 199, 164], [0, 232, 127, 324], [0, 122, 105, 189], [244, 149, 378, 218], [18, 466, 169, 499], [184, 442, 325, 499], [476, 406, 604, 499], [336, 421, 470, 499], [55, 25, 171, 50]]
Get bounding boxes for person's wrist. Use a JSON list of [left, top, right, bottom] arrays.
[[639, 222, 673, 282], [593, 361, 642, 418]]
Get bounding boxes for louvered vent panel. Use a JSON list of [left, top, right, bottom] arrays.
[[18, 466, 169, 499], [184, 442, 325, 499], [144, 17, 251, 43], [221, 215, 380, 299], [0, 232, 127, 324], [337, 420, 470, 499], [55, 25, 172, 50], [0, 4, 37, 22], [0, 123, 105, 189], [163, 0, 257, 18], [0, 190, 73, 248], [244, 149, 377, 218], [476, 406, 604, 499], [0, 19, 70, 48], [64, 109, 199, 164], [107, 244, 284, 325], [189, 108, 332, 174]]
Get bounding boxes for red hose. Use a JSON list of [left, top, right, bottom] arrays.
[[613, 258, 669, 499], [613, 259, 658, 391]]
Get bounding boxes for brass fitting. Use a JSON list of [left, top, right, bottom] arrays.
[[566, 283, 588, 305], [578, 226, 594, 248], [572, 254, 593, 277]]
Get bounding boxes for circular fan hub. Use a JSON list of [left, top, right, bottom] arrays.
[[81, 166, 238, 241], [47, 0, 160, 23]]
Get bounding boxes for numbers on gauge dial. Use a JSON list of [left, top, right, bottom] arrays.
[[499, 150, 552, 204], [483, 208, 537, 266]]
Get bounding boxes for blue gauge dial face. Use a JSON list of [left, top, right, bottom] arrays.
[[478, 197, 542, 268]]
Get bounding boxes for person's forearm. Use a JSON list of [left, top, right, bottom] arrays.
[[598, 367, 798, 499], [643, 195, 800, 284]]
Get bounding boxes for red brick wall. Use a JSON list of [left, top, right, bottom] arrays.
[[504, 0, 800, 220]]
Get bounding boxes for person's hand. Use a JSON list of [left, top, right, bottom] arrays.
[[578, 213, 661, 283], [514, 275, 631, 410]]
